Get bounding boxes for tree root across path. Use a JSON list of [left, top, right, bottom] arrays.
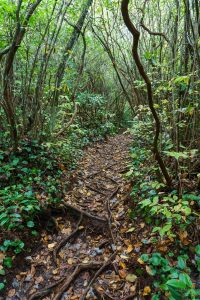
[[7, 134, 136, 300], [53, 213, 83, 265], [61, 201, 108, 223], [28, 277, 66, 300]]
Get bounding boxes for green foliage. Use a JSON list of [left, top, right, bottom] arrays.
[[140, 252, 199, 299], [127, 111, 200, 299], [0, 140, 66, 231]]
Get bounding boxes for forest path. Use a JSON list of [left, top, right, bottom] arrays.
[[5, 133, 143, 300]]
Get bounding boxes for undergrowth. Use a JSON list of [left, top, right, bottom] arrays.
[[0, 120, 117, 290], [126, 106, 200, 300]]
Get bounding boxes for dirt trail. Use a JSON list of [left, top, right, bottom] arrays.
[[4, 133, 142, 300]]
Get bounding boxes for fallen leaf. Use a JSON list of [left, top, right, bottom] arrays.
[[61, 228, 71, 234], [8, 289, 16, 297], [143, 286, 151, 296], [67, 258, 74, 265], [178, 231, 190, 245], [48, 243, 56, 249], [146, 265, 154, 275], [126, 227, 135, 233], [82, 258, 90, 264], [119, 270, 127, 278], [137, 258, 145, 265], [126, 245, 133, 253], [119, 261, 126, 269], [78, 225, 84, 230], [120, 254, 129, 260], [130, 285, 136, 293], [126, 274, 137, 283], [0, 253, 6, 262]]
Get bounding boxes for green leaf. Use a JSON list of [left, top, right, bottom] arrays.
[[0, 269, 5, 276], [179, 273, 192, 287], [195, 245, 200, 256], [0, 282, 5, 290], [150, 253, 161, 266], [177, 256, 186, 270], [27, 221, 35, 228], [166, 279, 186, 289], [140, 254, 149, 262], [3, 257, 12, 268], [164, 151, 188, 160]]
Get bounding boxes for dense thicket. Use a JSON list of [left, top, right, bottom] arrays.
[[0, 0, 200, 298]]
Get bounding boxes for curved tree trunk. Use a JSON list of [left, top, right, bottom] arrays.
[[121, 0, 172, 187]]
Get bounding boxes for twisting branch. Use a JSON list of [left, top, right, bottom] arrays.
[[140, 22, 170, 44], [121, 0, 172, 187], [139, 1, 170, 44]]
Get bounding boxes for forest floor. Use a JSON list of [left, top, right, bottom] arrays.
[[2, 133, 153, 300]]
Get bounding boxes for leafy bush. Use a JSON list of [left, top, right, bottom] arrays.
[[140, 252, 200, 299]]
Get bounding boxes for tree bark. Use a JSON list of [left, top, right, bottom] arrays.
[[121, 0, 172, 187], [50, 0, 93, 124], [1, 0, 42, 149]]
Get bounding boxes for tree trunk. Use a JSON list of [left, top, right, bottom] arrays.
[[121, 0, 172, 187]]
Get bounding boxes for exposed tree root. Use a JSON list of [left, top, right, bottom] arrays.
[[106, 187, 119, 244], [86, 184, 107, 195], [61, 201, 108, 222], [86, 162, 118, 178], [80, 251, 117, 300], [28, 277, 66, 300], [53, 213, 83, 265], [53, 262, 104, 300]]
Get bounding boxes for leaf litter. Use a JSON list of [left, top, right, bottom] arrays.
[[2, 133, 156, 300]]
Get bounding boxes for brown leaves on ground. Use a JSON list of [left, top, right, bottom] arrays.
[[3, 134, 155, 299]]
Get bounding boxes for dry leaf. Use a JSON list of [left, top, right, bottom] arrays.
[[68, 258, 74, 265], [119, 269, 127, 278], [48, 242, 56, 249], [120, 254, 129, 260], [52, 269, 59, 275], [137, 258, 145, 265], [8, 289, 16, 297], [179, 230, 190, 245], [119, 261, 126, 269], [126, 245, 133, 253], [0, 253, 5, 262], [78, 225, 84, 230], [140, 223, 145, 228], [130, 285, 136, 293], [82, 258, 90, 264], [126, 274, 137, 283], [146, 265, 154, 275], [143, 286, 151, 296], [126, 227, 135, 233], [61, 228, 71, 234]]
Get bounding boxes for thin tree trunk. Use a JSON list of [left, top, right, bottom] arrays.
[[121, 0, 172, 187]]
